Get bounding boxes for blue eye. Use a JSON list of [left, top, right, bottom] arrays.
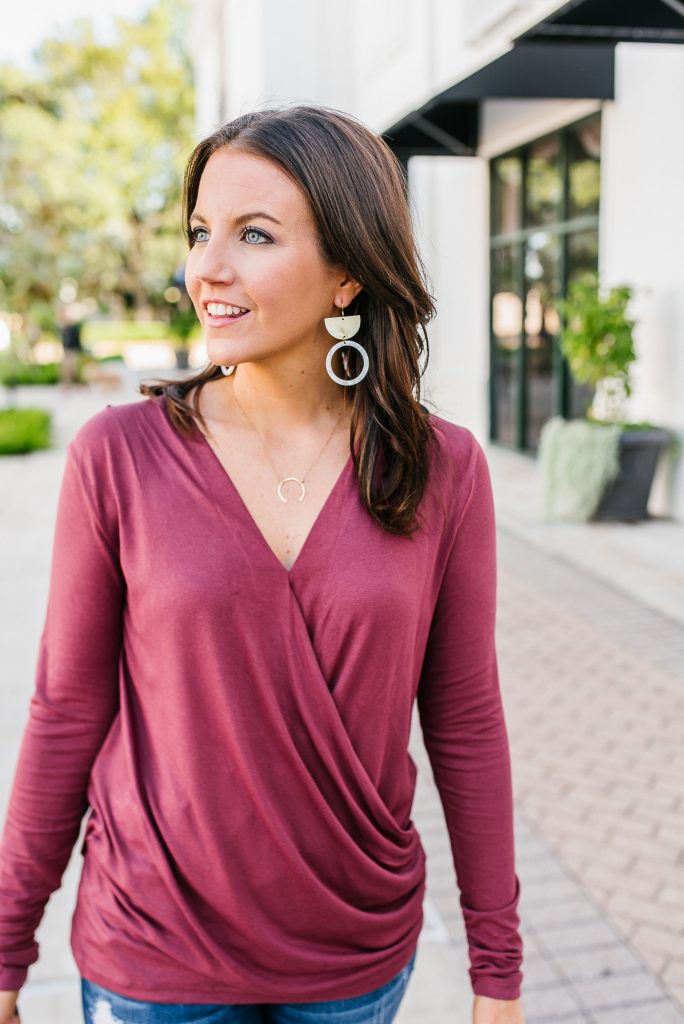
[[189, 224, 272, 246], [242, 225, 271, 244]]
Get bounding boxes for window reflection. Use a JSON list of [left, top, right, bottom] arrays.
[[568, 118, 601, 219], [492, 245, 522, 447], [492, 156, 522, 236], [526, 134, 562, 227], [525, 232, 561, 450]]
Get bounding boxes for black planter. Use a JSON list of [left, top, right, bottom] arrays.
[[592, 427, 672, 522]]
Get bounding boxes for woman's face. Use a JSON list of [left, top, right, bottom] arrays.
[[185, 146, 351, 369]]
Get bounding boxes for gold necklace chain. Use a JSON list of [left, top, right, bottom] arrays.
[[231, 381, 347, 504]]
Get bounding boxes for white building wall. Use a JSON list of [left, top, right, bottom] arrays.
[[188, 0, 226, 137], [354, 0, 432, 131], [189, 0, 355, 136], [599, 43, 684, 516]]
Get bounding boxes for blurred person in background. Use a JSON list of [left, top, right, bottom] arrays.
[[58, 302, 85, 390]]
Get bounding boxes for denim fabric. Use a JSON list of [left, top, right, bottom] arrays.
[[81, 949, 417, 1024]]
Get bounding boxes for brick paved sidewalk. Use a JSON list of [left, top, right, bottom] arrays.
[[501, 530, 683, 1021]]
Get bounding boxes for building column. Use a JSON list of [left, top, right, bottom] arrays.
[[408, 155, 490, 443], [600, 42, 684, 517]]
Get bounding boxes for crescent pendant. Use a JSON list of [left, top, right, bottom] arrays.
[[277, 477, 306, 503]]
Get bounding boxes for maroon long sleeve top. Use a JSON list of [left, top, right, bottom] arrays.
[[0, 394, 523, 1002]]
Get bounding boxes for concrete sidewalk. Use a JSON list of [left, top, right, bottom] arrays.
[[486, 442, 684, 630], [1, 379, 683, 1022]]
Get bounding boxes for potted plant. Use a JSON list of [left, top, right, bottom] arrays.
[[539, 276, 674, 522]]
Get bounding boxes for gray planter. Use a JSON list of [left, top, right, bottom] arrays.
[[174, 347, 190, 370], [592, 427, 672, 522]]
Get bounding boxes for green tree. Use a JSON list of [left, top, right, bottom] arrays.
[[0, 0, 195, 343]]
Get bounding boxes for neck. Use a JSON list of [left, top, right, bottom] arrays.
[[221, 362, 351, 435]]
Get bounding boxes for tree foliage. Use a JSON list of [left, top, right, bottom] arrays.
[[0, 0, 195, 341]]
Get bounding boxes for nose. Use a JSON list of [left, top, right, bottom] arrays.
[[189, 238, 237, 286]]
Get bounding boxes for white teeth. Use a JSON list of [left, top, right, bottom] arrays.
[[206, 302, 248, 317]]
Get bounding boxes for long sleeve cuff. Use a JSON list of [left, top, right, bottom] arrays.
[[462, 872, 524, 999], [0, 962, 29, 992]]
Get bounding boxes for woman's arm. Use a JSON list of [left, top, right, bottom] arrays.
[[417, 435, 525, 1016], [0, 436, 124, 991]]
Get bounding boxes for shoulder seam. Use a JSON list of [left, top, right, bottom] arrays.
[[452, 436, 483, 537]]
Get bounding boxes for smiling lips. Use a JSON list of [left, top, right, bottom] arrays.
[[204, 301, 250, 325], [206, 302, 249, 316]]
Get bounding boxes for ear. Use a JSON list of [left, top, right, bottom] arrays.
[[335, 273, 364, 307]]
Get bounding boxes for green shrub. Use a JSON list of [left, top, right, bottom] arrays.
[[0, 353, 95, 385], [0, 360, 61, 386], [0, 408, 52, 454]]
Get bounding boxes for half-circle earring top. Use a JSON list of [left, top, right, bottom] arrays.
[[324, 305, 369, 386]]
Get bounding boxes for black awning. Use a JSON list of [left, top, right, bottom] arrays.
[[382, 42, 614, 159], [438, 40, 615, 101], [382, 102, 479, 162], [383, 0, 684, 160], [515, 0, 684, 45]]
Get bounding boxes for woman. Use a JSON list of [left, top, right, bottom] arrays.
[[0, 104, 525, 1024]]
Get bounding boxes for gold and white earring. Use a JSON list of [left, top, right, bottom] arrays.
[[324, 305, 369, 386]]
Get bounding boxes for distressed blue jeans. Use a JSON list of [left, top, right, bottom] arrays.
[[81, 949, 417, 1024]]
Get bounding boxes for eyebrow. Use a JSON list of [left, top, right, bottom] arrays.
[[189, 210, 283, 227]]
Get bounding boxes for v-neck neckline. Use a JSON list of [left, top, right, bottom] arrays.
[[157, 395, 354, 577]]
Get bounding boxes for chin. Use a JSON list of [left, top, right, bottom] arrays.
[[204, 342, 239, 363]]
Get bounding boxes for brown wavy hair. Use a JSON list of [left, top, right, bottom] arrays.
[[139, 102, 439, 535]]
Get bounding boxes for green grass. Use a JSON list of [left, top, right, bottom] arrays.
[[83, 320, 202, 344]]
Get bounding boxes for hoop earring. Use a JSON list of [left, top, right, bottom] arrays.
[[324, 305, 369, 386]]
